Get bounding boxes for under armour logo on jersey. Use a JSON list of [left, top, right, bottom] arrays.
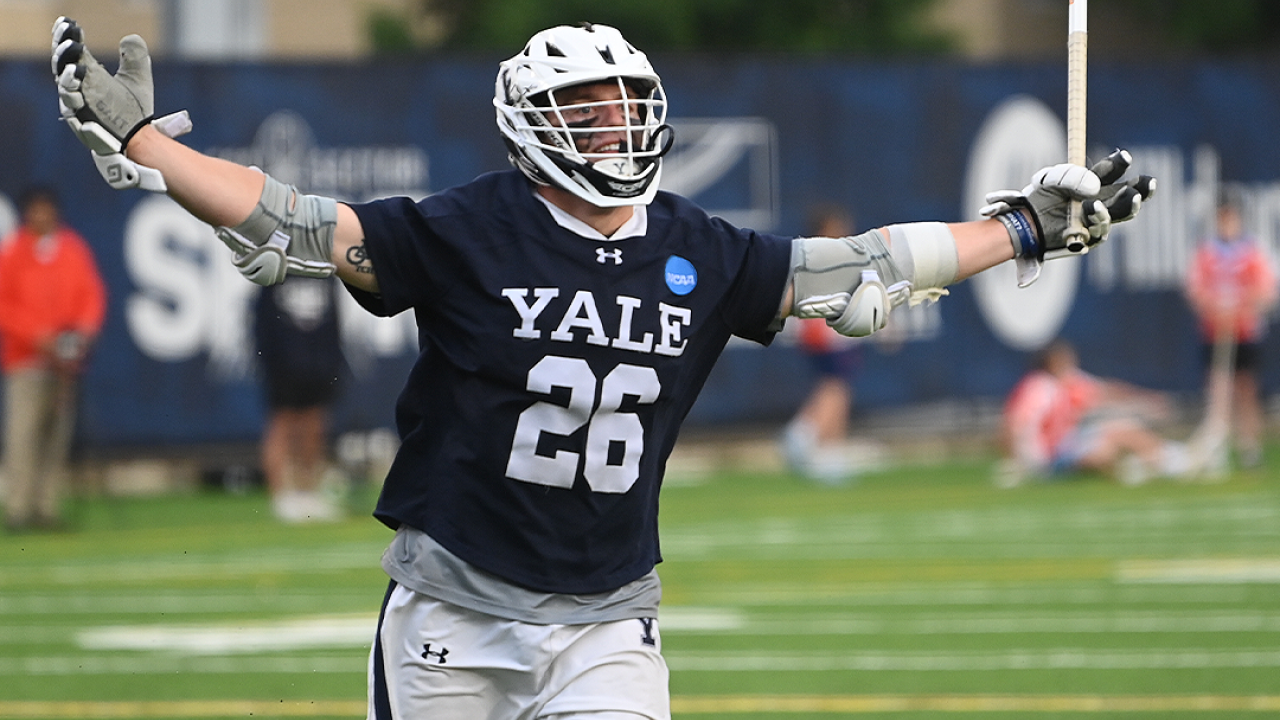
[[421, 643, 449, 664], [639, 618, 657, 647], [596, 247, 623, 265]]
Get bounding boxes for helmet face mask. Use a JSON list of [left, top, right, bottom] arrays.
[[495, 23, 672, 207]]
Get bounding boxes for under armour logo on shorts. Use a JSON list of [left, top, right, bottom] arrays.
[[421, 643, 449, 664]]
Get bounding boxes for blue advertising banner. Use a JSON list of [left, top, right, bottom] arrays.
[[2, 55, 1279, 448]]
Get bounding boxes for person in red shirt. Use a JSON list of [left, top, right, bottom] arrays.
[[997, 339, 1190, 487], [1185, 195, 1278, 468], [0, 186, 106, 531]]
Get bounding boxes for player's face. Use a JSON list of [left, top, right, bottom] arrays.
[[547, 81, 645, 155], [23, 198, 59, 236], [1217, 206, 1242, 241]]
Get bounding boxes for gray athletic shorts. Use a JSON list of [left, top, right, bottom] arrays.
[[367, 582, 671, 719]]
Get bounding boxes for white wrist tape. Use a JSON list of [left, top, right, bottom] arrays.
[[884, 222, 959, 304]]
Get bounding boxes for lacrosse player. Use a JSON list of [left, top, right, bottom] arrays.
[[998, 338, 1189, 487], [1185, 194, 1278, 469], [51, 18, 1154, 719]]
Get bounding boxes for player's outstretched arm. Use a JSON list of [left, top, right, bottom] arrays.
[[785, 150, 1155, 337], [783, 218, 1012, 337], [125, 125, 264, 228], [126, 127, 378, 292], [125, 127, 375, 292], [52, 16, 377, 293], [948, 219, 1018, 281]]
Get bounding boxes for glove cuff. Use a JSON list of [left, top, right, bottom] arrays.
[[120, 113, 155, 151]]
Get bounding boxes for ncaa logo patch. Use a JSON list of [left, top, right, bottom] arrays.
[[665, 256, 697, 295]]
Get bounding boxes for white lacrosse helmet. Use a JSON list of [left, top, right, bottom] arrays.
[[494, 22, 673, 207]]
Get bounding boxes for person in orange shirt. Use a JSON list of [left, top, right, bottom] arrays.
[[1185, 194, 1278, 468], [997, 339, 1192, 487], [0, 186, 106, 532]]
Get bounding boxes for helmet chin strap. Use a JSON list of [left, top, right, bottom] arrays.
[[646, 124, 675, 156]]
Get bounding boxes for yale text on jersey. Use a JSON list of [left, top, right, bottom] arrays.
[[502, 288, 692, 357]]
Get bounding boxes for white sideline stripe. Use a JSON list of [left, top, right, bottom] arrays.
[[7, 649, 1280, 676], [687, 582, 1254, 606], [663, 540, 1280, 561], [0, 582, 1253, 616], [660, 498, 1280, 560], [666, 649, 1280, 672], [1117, 559, 1280, 583], [669, 694, 1280, 713], [69, 610, 740, 655], [60, 608, 1280, 656], [76, 616, 376, 655], [0, 655, 362, 675], [658, 608, 1280, 635]]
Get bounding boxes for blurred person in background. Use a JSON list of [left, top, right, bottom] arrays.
[[781, 204, 865, 484], [0, 186, 105, 532], [254, 276, 346, 523], [1185, 193, 1278, 469], [997, 338, 1194, 487]]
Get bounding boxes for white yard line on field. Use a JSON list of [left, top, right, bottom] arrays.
[[76, 615, 377, 654], [1117, 558, 1280, 583], [665, 649, 1280, 672], [681, 580, 1255, 606], [54, 607, 1280, 657], [658, 607, 1280, 635]]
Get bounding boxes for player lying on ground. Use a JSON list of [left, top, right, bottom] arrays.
[[52, 18, 1155, 720], [999, 338, 1194, 487]]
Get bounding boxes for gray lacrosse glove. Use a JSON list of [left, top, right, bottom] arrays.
[[51, 16, 190, 191], [981, 149, 1156, 287]]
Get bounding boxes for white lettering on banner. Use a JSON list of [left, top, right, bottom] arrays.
[[123, 195, 417, 380], [205, 110, 429, 202], [121, 111, 428, 380], [1096, 146, 1280, 294], [124, 196, 256, 373], [964, 95, 1080, 352], [963, 95, 1280, 351]]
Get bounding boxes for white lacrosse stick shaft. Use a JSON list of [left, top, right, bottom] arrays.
[[1064, 0, 1089, 253]]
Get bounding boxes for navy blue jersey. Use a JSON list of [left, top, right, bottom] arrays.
[[346, 170, 791, 594]]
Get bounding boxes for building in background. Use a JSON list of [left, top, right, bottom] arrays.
[[0, 0, 1153, 61], [0, 0, 415, 59]]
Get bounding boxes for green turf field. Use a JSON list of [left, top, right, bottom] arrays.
[[2, 448, 1279, 719]]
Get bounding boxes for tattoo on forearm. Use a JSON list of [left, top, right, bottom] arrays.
[[346, 244, 373, 274]]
